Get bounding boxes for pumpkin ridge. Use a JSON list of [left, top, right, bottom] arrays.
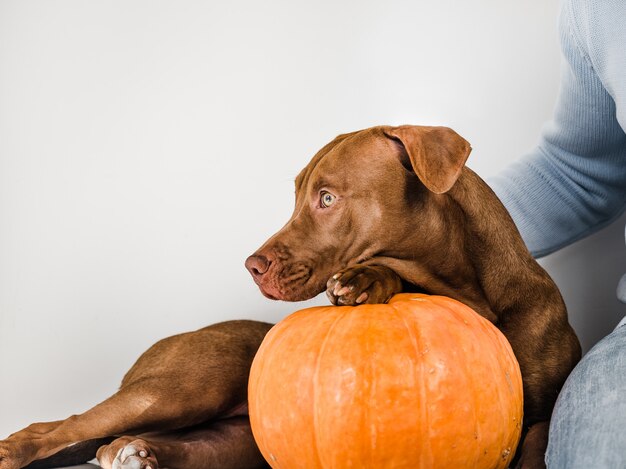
[[364, 311, 375, 467], [437, 300, 483, 467], [486, 319, 517, 466], [248, 322, 281, 458], [454, 302, 512, 467], [312, 306, 348, 468], [485, 316, 524, 455], [391, 298, 433, 468]]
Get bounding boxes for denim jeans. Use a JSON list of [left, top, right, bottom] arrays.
[[545, 316, 626, 468]]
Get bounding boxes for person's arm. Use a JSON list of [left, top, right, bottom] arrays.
[[489, 0, 626, 258]]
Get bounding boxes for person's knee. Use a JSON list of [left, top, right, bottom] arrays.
[[546, 324, 626, 468]]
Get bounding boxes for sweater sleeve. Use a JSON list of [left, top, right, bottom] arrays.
[[488, 0, 626, 258]]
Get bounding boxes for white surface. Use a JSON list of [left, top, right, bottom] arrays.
[[1, 0, 624, 444]]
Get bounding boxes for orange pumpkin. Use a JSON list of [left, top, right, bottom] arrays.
[[248, 293, 523, 469]]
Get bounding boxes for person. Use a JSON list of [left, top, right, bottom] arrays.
[[489, 0, 626, 467]]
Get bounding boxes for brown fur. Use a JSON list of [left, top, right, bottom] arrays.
[[246, 125, 581, 468], [0, 125, 580, 469], [0, 321, 272, 469]]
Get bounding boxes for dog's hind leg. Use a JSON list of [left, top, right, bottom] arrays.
[[499, 309, 581, 469], [0, 320, 272, 469], [96, 416, 268, 469], [23, 438, 115, 469], [0, 382, 204, 469], [513, 422, 550, 469]]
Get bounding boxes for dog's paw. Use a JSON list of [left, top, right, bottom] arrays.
[[98, 438, 158, 469], [326, 265, 402, 306]]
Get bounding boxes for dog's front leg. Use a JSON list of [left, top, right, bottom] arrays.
[[326, 264, 403, 306]]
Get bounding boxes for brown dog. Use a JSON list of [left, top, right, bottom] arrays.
[[245, 125, 581, 468], [0, 321, 273, 469], [0, 125, 580, 469]]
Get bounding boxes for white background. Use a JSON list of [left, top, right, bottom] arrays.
[[1, 0, 625, 440]]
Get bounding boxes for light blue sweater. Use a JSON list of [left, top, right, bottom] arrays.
[[489, 0, 626, 305]]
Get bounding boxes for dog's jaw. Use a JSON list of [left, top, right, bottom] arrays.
[[252, 261, 327, 302]]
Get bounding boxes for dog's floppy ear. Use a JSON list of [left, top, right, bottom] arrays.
[[383, 125, 471, 194]]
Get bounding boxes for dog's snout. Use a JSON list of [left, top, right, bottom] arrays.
[[245, 254, 272, 279]]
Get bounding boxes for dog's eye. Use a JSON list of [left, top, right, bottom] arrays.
[[320, 191, 336, 208]]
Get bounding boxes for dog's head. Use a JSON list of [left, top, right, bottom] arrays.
[[245, 125, 471, 301]]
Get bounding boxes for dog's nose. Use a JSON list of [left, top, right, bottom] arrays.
[[245, 254, 272, 279]]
